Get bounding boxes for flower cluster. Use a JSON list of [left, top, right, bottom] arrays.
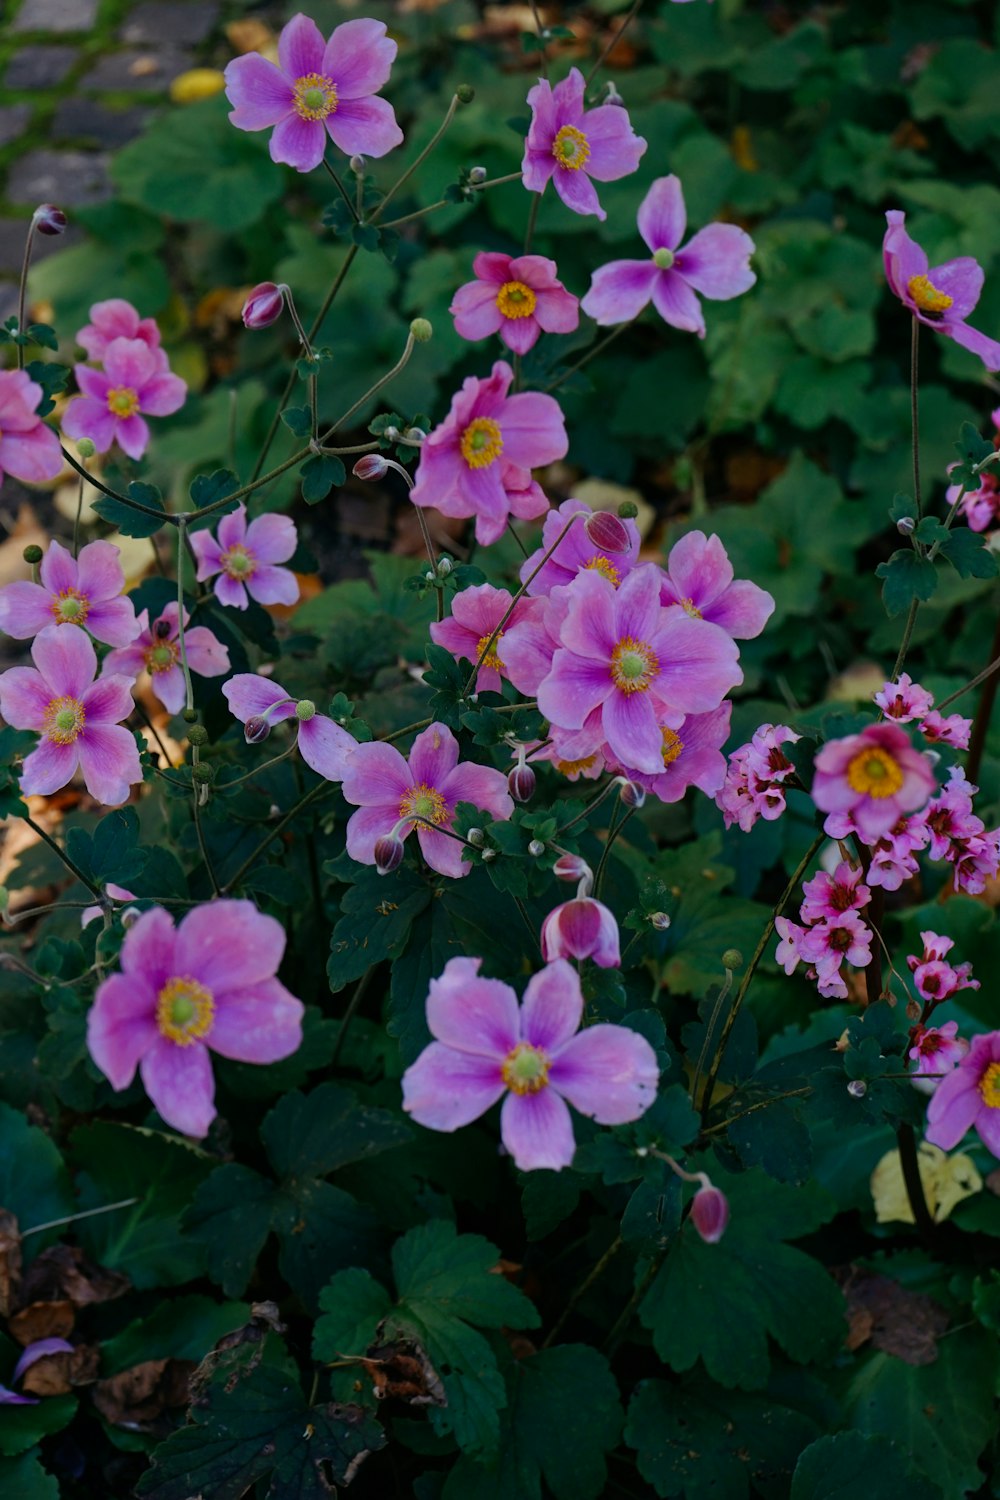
[[62, 299, 187, 460], [946, 407, 1000, 534], [716, 722, 800, 831], [874, 672, 972, 749], [775, 860, 874, 1000]]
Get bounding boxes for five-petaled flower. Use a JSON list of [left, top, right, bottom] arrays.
[[223, 672, 357, 780], [0, 368, 63, 487], [926, 1031, 1000, 1160], [521, 67, 646, 222], [429, 583, 539, 695], [811, 721, 937, 844], [450, 252, 579, 355], [62, 336, 186, 460], [883, 210, 1000, 371], [190, 503, 299, 611], [0, 538, 139, 648], [104, 603, 230, 716]]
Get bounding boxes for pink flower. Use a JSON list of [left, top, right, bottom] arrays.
[[800, 911, 873, 980], [0, 538, 138, 647], [541, 896, 620, 967], [775, 916, 809, 977], [429, 584, 540, 694], [919, 710, 972, 750], [913, 766, 984, 862], [450, 252, 579, 355], [949, 468, 1000, 533], [926, 1032, 1000, 1159], [522, 67, 646, 223], [536, 564, 742, 776], [222, 672, 356, 781], [863, 816, 926, 892], [582, 176, 755, 335], [0, 624, 141, 805], [224, 12, 402, 172], [76, 299, 162, 364], [61, 337, 186, 460], [689, 1184, 729, 1244], [909, 1021, 967, 1078], [401, 956, 658, 1170], [190, 504, 299, 611], [103, 603, 230, 715], [623, 704, 731, 804], [410, 361, 567, 546], [519, 498, 642, 597], [716, 723, 800, 832], [659, 530, 774, 640], [526, 737, 607, 782], [87, 901, 304, 1138], [811, 721, 936, 843], [341, 722, 513, 879], [81, 883, 136, 929], [883, 210, 1000, 370], [0, 369, 62, 486], [907, 930, 979, 1005], [800, 860, 870, 923], [874, 672, 934, 724]]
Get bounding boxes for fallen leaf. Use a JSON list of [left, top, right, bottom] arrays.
[[93, 1358, 196, 1431], [356, 1335, 446, 1407], [18, 1244, 130, 1309], [0, 1209, 22, 1318], [9, 1299, 75, 1346], [21, 1343, 99, 1396], [833, 1265, 950, 1366], [871, 1142, 982, 1226]]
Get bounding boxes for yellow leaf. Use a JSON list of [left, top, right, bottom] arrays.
[[871, 1141, 982, 1225], [170, 69, 226, 105]]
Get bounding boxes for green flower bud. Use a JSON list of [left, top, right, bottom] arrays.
[[296, 699, 316, 721], [22, 544, 43, 565], [182, 708, 199, 724], [192, 762, 215, 784], [409, 318, 433, 344], [76, 438, 96, 459], [617, 501, 639, 519], [721, 948, 744, 971], [186, 724, 209, 746], [456, 84, 475, 104]]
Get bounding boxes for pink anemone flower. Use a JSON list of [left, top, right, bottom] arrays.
[[222, 672, 357, 781], [224, 13, 402, 172], [0, 538, 138, 647], [582, 175, 756, 335], [103, 603, 230, 716], [883, 211, 1000, 370], [926, 1031, 1000, 1159], [190, 503, 299, 611], [401, 957, 659, 1171], [87, 901, 304, 1138], [410, 361, 567, 546], [428, 583, 540, 694], [450, 252, 579, 355], [659, 530, 774, 640], [0, 368, 63, 486], [341, 722, 513, 879], [0, 624, 141, 805], [623, 703, 731, 804], [519, 498, 642, 597], [76, 299, 162, 364], [61, 337, 186, 461], [522, 67, 646, 222], [811, 721, 937, 844], [541, 896, 620, 967]]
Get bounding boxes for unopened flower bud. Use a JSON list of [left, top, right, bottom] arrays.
[[154, 618, 172, 640], [187, 723, 209, 746], [508, 763, 536, 803], [295, 699, 316, 721], [409, 318, 433, 344], [182, 708, 199, 724], [383, 425, 401, 442], [192, 762, 215, 784], [374, 833, 405, 875], [553, 853, 589, 883], [649, 912, 671, 930], [721, 948, 743, 971], [583, 509, 631, 555], [467, 827, 485, 847], [76, 438, 95, 459], [242, 281, 285, 330], [618, 778, 646, 809], [436, 556, 452, 576], [244, 715, 270, 745], [403, 426, 427, 443], [349, 154, 366, 174], [22, 544, 43, 565], [469, 165, 487, 184], [34, 203, 67, 236], [481, 847, 496, 861], [690, 1184, 729, 1245], [604, 81, 625, 106], [456, 84, 475, 104], [617, 500, 638, 519], [896, 515, 916, 536], [353, 453, 389, 482], [847, 1079, 868, 1098], [528, 839, 545, 857]]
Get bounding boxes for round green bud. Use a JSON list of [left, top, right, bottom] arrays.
[[192, 761, 215, 784], [182, 708, 199, 724], [721, 948, 744, 972], [409, 317, 433, 344], [296, 699, 316, 721], [456, 84, 475, 104], [76, 438, 96, 459], [22, 544, 43, 565], [617, 501, 639, 519], [186, 724, 209, 746]]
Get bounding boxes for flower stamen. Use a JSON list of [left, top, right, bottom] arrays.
[[144, 640, 180, 675], [293, 72, 338, 121], [610, 636, 659, 694], [156, 975, 215, 1046], [399, 782, 448, 827], [661, 727, 684, 767], [980, 1061, 1000, 1108], [584, 556, 621, 585], [907, 274, 954, 319], [496, 280, 537, 319], [846, 747, 904, 799], [107, 386, 140, 418], [476, 632, 504, 672], [552, 124, 590, 170], [460, 417, 504, 470], [42, 695, 85, 745], [502, 1041, 550, 1095], [220, 544, 257, 580], [50, 588, 90, 625]]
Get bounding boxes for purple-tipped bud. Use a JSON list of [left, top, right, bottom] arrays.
[[618, 778, 646, 809], [154, 617, 172, 640], [541, 896, 621, 968], [583, 509, 631, 555], [649, 911, 671, 930], [528, 839, 545, 857], [553, 853, 589, 883], [242, 282, 285, 330], [374, 833, 405, 875], [353, 453, 389, 482], [690, 1184, 729, 1244], [244, 715, 270, 745], [469, 165, 487, 184], [34, 204, 67, 236], [508, 764, 536, 803]]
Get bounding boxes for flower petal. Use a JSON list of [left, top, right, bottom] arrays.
[[408, 722, 460, 789], [298, 716, 357, 781], [402, 1042, 505, 1131], [323, 17, 396, 98], [550, 1024, 659, 1123], [637, 175, 686, 253], [224, 53, 293, 130], [87, 971, 158, 1089], [500, 1088, 576, 1171], [77, 723, 142, 804], [326, 95, 403, 159], [140, 1038, 216, 1138], [581, 260, 657, 326], [674, 224, 756, 300], [208, 978, 304, 1063], [520, 959, 583, 1053], [426, 956, 519, 1057], [175, 899, 286, 993], [278, 11, 326, 80], [651, 270, 705, 336], [245, 511, 297, 564], [269, 113, 327, 173], [32, 621, 95, 697]]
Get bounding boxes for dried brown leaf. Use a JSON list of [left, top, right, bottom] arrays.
[[8, 1298, 75, 1346], [0, 1209, 22, 1319], [833, 1265, 949, 1366], [18, 1244, 130, 1309], [21, 1344, 99, 1397], [93, 1358, 196, 1431]]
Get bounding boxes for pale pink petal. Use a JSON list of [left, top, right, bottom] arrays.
[[581, 260, 658, 325], [120, 905, 176, 987], [441, 761, 512, 820], [77, 724, 142, 804], [403, 1042, 506, 1131], [141, 1038, 216, 1138], [550, 1024, 659, 1123], [152, 664, 186, 714], [537, 650, 612, 728], [500, 1088, 576, 1171], [637, 174, 686, 252], [190, 529, 223, 580], [60, 398, 117, 454], [208, 978, 304, 1063], [498, 315, 539, 355], [73, 365, 112, 401], [87, 972, 158, 1089], [214, 574, 248, 609], [705, 580, 774, 639], [298, 716, 357, 781], [581, 104, 646, 183], [341, 741, 412, 808], [39, 538, 78, 594], [278, 12, 326, 79], [217, 507, 247, 550], [32, 622, 95, 697], [222, 674, 296, 724], [224, 53, 293, 131], [408, 722, 460, 789], [326, 94, 403, 159], [270, 113, 327, 172], [0, 581, 54, 639], [85, 598, 141, 649], [451, 279, 505, 341], [520, 960, 583, 1053], [81, 673, 133, 724], [245, 511, 297, 564], [651, 271, 705, 336], [558, 570, 619, 659], [417, 824, 468, 879], [554, 166, 604, 221], [175, 899, 286, 993], [20, 738, 79, 796], [532, 287, 579, 334], [602, 689, 663, 773], [345, 805, 398, 864], [3, 422, 63, 483], [138, 372, 186, 417], [246, 565, 299, 607], [426, 956, 519, 1057], [674, 224, 756, 300], [183, 626, 230, 678], [947, 321, 1000, 373], [883, 210, 927, 302], [0, 666, 51, 728], [103, 337, 159, 391], [323, 17, 396, 98], [925, 1071, 982, 1150]]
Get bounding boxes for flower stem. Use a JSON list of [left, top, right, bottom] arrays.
[[220, 780, 332, 894], [965, 592, 1000, 786], [911, 316, 921, 518], [543, 1235, 623, 1349], [584, 0, 642, 87], [330, 965, 375, 1068], [897, 1121, 937, 1243], [22, 814, 104, 900], [369, 94, 460, 227], [546, 320, 633, 394], [322, 157, 359, 223], [594, 803, 633, 898], [320, 332, 415, 441], [15, 215, 39, 371], [23, 1197, 141, 1238]]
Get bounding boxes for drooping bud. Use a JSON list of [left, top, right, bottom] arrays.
[[295, 699, 316, 721], [481, 847, 496, 862], [541, 896, 621, 968], [403, 426, 427, 443], [436, 556, 453, 576], [349, 155, 366, 175], [469, 165, 487, 184], [690, 1184, 729, 1245], [374, 833, 405, 875], [721, 948, 744, 971], [528, 839, 545, 857], [187, 724, 209, 746], [244, 715, 270, 745], [353, 453, 389, 482], [76, 438, 95, 459], [22, 544, 43, 566], [847, 1079, 868, 1098], [34, 203, 67, 236], [466, 827, 485, 848], [618, 778, 646, 809], [456, 84, 475, 104], [409, 318, 433, 344], [508, 763, 536, 803], [154, 617, 172, 640], [603, 81, 624, 106], [583, 509, 631, 555], [242, 281, 285, 330], [553, 853, 590, 884], [649, 912, 671, 931]]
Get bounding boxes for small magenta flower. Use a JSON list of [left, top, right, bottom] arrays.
[[0, 369, 62, 486], [907, 931, 979, 1005], [242, 282, 285, 329], [190, 503, 299, 611], [0, 538, 139, 647], [62, 337, 186, 460], [341, 722, 513, 879], [660, 531, 774, 640], [76, 299, 162, 363], [582, 176, 756, 335], [450, 252, 579, 355], [519, 498, 642, 597], [401, 957, 659, 1171], [429, 583, 539, 694], [541, 896, 620, 968], [103, 603, 230, 715], [0, 624, 141, 804], [811, 722, 936, 843], [224, 13, 403, 172], [522, 67, 646, 223], [909, 1022, 967, 1079], [715, 723, 800, 832], [874, 672, 934, 723], [223, 673, 356, 780], [689, 1183, 729, 1245], [799, 860, 870, 924], [926, 1032, 1000, 1159], [87, 901, 304, 1138], [883, 210, 1000, 370], [411, 361, 567, 546], [920, 709, 972, 750]]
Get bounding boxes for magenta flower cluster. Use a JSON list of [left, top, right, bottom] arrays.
[[775, 860, 875, 1001], [62, 299, 186, 460]]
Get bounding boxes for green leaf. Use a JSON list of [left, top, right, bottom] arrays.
[[791, 1433, 943, 1500], [187, 468, 240, 530], [261, 1082, 412, 1180], [280, 406, 312, 436], [102, 1295, 251, 1375], [300, 453, 346, 504], [92, 482, 167, 539], [183, 1163, 275, 1298], [937, 526, 999, 580], [313, 1268, 394, 1363], [874, 549, 938, 617], [0, 1101, 74, 1239], [326, 867, 431, 993], [727, 1098, 813, 1184], [64, 807, 148, 889], [0, 1450, 60, 1498]]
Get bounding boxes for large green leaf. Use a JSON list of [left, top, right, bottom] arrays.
[[791, 1433, 943, 1500]]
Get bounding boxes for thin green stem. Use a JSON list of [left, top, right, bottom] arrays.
[[594, 804, 633, 898], [330, 967, 376, 1068], [584, 0, 642, 87], [376, 174, 522, 231], [370, 95, 460, 226], [15, 217, 37, 371], [23, 1198, 141, 1239], [936, 649, 1000, 712], [911, 316, 921, 518], [546, 320, 633, 393], [60, 445, 165, 517], [219, 740, 298, 790], [4, 898, 98, 926], [220, 780, 332, 894], [322, 157, 359, 222], [23, 814, 103, 900], [72, 473, 85, 557], [523, 193, 541, 254], [543, 1236, 623, 1349], [528, 0, 549, 76], [320, 333, 415, 441], [890, 598, 920, 684]]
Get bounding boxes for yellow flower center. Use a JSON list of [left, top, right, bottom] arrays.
[[846, 746, 905, 799], [156, 975, 215, 1046], [501, 1041, 550, 1095], [552, 124, 590, 170], [476, 631, 504, 672], [980, 1062, 1000, 1108], [610, 636, 659, 694], [555, 753, 598, 777], [107, 386, 140, 418], [585, 556, 621, 585], [661, 727, 684, 766], [144, 640, 180, 674], [43, 695, 86, 745], [220, 544, 257, 580], [907, 274, 954, 317], [399, 782, 448, 826], [51, 588, 90, 625], [496, 280, 537, 320], [460, 417, 504, 470], [680, 597, 702, 619], [293, 72, 338, 120]]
